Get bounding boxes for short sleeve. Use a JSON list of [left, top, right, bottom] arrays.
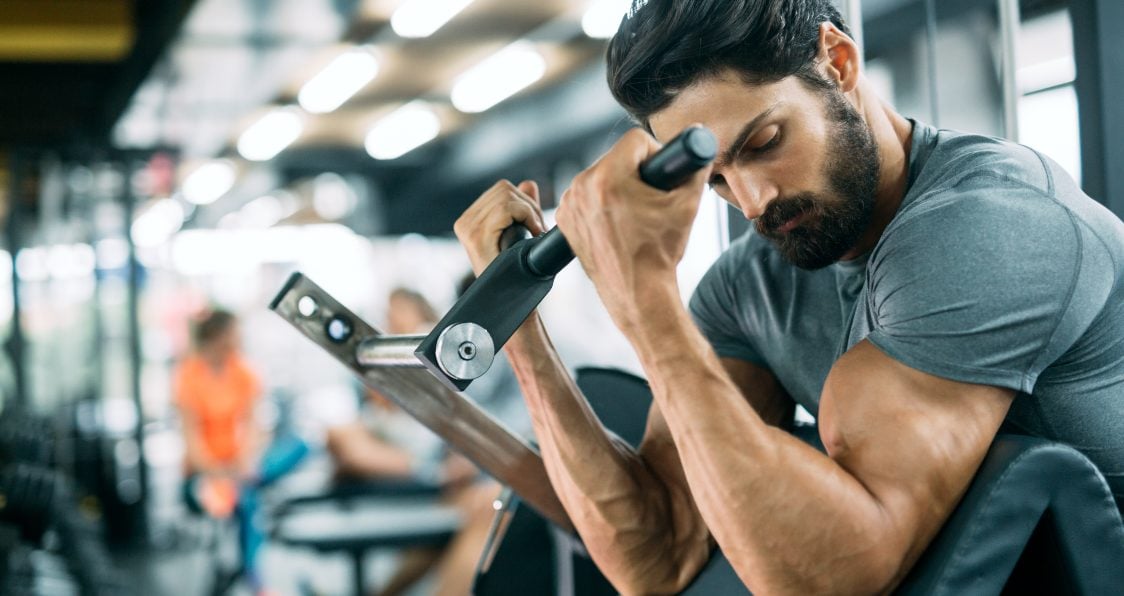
[[233, 357, 261, 410], [864, 184, 1114, 393], [174, 360, 200, 413], [689, 253, 769, 367]]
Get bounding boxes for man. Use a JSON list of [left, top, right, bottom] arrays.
[[454, 0, 1124, 593]]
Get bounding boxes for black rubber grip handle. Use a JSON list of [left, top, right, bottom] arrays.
[[504, 126, 717, 275]]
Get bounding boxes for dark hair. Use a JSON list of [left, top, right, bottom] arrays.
[[193, 309, 236, 348], [607, 0, 850, 126]]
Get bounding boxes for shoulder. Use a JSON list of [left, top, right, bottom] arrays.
[[878, 137, 1080, 271], [175, 356, 204, 383], [915, 129, 1053, 197], [229, 356, 261, 390], [175, 356, 205, 405]]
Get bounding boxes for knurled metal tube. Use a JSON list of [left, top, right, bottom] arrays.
[[356, 335, 427, 368]]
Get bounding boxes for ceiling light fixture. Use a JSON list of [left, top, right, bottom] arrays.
[[365, 101, 442, 160], [451, 42, 546, 113], [182, 160, 236, 205], [131, 199, 186, 247], [237, 108, 303, 162], [298, 49, 379, 114], [582, 0, 631, 39], [391, 0, 475, 38]]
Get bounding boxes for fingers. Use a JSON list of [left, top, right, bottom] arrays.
[[454, 179, 548, 273], [517, 179, 540, 204]]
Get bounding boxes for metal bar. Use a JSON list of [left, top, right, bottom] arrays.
[[355, 335, 427, 368], [122, 160, 149, 529], [998, 0, 1021, 141], [4, 151, 27, 407], [1071, 0, 1124, 216], [271, 273, 573, 532], [924, 0, 941, 127], [845, 0, 864, 61], [716, 193, 731, 253]]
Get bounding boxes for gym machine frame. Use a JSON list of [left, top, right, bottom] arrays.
[[269, 127, 717, 530]]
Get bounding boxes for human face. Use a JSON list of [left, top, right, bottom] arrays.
[[387, 295, 426, 335], [204, 324, 241, 361], [649, 71, 880, 269]]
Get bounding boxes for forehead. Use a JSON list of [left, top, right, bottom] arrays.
[[648, 72, 812, 144]]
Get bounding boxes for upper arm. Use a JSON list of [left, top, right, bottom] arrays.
[[819, 340, 1014, 582]]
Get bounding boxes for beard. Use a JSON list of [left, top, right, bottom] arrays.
[[755, 88, 881, 270]]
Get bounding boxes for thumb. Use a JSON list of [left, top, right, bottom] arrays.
[[517, 180, 540, 205]]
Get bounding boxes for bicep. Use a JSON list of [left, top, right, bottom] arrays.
[[819, 340, 1014, 577]]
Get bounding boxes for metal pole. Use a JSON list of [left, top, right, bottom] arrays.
[[924, 0, 941, 127], [1072, 0, 1124, 216], [4, 151, 27, 408], [716, 193, 731, 252], [355, 335, 427, 368], [122, 160, 149, 536], [845, 0, 864, 62], [998, 0, 1021, 141]]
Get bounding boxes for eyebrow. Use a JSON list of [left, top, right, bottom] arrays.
[[714, 103, 781, 169]]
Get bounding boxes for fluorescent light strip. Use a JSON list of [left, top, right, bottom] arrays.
[[582, 0, 631, 39], [365, 101, 441, 160], [183, 160, 236, 205], [238, 108, 303, 162], [299, 49, 379, 114], [391, 0, 475, 38], [451, 42, 546, 114]]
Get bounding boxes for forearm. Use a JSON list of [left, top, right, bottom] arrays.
[[507, 313, 703, 592], [626, 284, 901, 594]]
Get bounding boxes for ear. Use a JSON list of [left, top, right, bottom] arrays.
[[815, 22, 861, 94]]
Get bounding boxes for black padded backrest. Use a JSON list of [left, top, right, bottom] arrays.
[[896, 434, 1124, 595], [574, 367, 652, 448], [483, 367, 1124, 595]]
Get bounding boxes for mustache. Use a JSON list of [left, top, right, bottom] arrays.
[[755, 194, 820, 237]]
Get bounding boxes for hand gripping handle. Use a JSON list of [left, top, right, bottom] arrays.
[[501, 126, 718, 277]]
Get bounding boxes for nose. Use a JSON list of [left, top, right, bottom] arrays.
[[725, 171, 778, 220]]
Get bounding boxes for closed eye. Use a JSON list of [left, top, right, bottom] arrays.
[[748, 128, 782, 156]]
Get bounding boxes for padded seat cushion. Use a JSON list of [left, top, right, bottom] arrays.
[[276, 500, 461, 551]]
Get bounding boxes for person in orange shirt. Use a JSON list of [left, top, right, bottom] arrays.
[[177, 309, 261, 483], [175, 308, 269, 593]]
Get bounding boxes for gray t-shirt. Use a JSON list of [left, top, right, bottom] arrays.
[[690, 121, 1124, 506]]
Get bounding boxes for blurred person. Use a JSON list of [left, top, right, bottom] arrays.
[[323, 287, 500, 596], [176, 308, 306, 595]]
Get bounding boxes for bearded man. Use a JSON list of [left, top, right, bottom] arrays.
[[454, 1, 1124, 592]]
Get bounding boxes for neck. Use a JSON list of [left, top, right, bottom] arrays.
[[202, 351, 227, 369], [839, 79, 913, 261]]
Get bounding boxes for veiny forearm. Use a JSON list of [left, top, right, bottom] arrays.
[[625, 283, 901, 594], [507, 313, 702, 593]]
